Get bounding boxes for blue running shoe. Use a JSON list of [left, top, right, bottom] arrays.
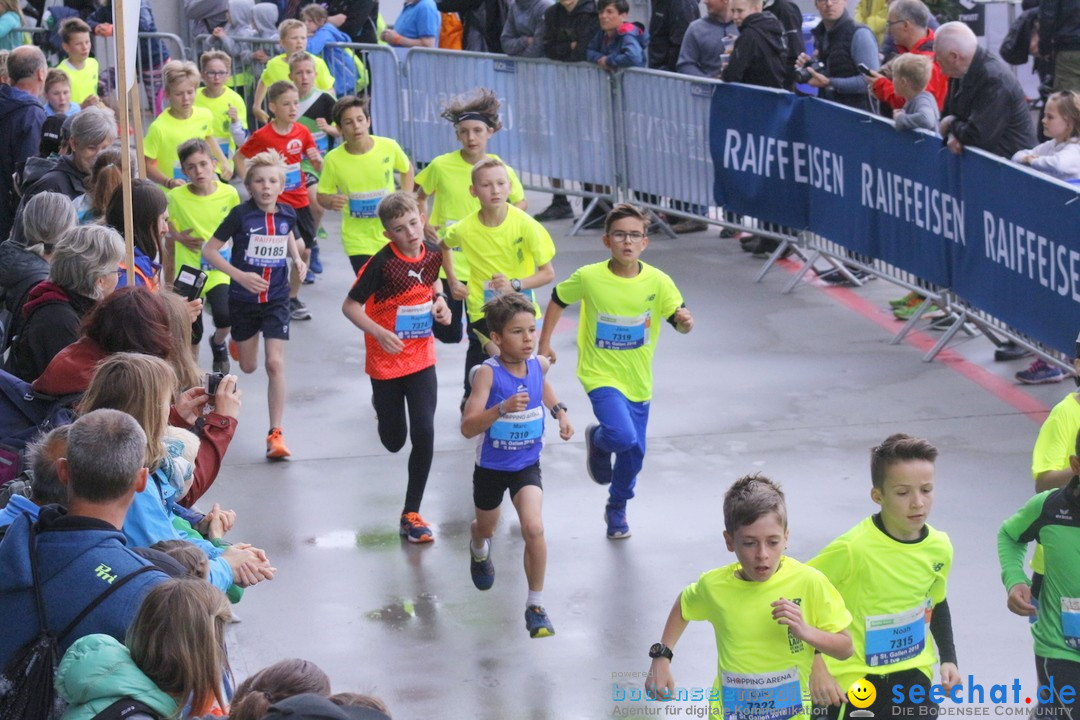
[[310, 244, 324, 273], [470, 541, 494, 590], [525, 605, 555, 638], [1016, 359, 1066, 385], [605, 503, 631, 539], [584, 424, 613, 485], [303, 268, 316, 284]]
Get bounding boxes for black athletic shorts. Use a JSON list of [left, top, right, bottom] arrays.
[[473, 462, 542, 511], [230, 298, 290, 342], [294, 205, 317, 249]]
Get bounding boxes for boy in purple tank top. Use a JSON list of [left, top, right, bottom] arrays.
[[461, 293, 574, 638]]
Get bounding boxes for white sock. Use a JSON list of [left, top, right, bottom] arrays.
[[471, 539, 490, 560], [527, 590, 543, 609]]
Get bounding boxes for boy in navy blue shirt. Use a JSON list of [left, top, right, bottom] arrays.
[[461, 293, 574, 639], [203, 150, 308, 460]]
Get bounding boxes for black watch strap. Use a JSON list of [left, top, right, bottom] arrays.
[[649, 642, 673, 661], [550, 402, 567, 419]]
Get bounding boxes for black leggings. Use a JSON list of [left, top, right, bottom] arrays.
[[191, 284, 231, 345], [370, 365, 438, 514], [432, 282, 465, 346], [822, 668, 935, 720]]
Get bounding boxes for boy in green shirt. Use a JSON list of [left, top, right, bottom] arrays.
[[807, 434, 959, 720], [999, 427, 1080, 719], [56, 18, 99, 107], [195, 51, 248, 162], [253, 18, 335, 124], [538, 203, 693, 539], [645, 474, 853, 718]]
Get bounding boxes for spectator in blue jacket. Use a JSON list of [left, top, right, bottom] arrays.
[[0, 46, 47, 242], [587, 0, 649, 70], [0, 409, 169, 669]]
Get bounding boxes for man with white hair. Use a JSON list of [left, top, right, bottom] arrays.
[[937, 21, 1036, 158]]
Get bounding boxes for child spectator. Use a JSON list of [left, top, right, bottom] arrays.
[[317, 95, 414, 275], [537, 204, 693, 539], [891, 53, 939, 132], [461, 292, 573, 638], [341, 192, 451, 544], [44, 68, 80, 117], [168, 138, 241, 372], [195, 50, 249, 162], [722, 0, 786, 88], [89, 0, 170, 113], [55, 579, 231, 719], [999, 428, 1080, 720], [106, 180, 167, 291], [150, 539, 211, 580], [808, 434, 959, 719], [441, 158, 555, 404], [253, 19, 336, 125], [236, 80, 322, 322], [302, 3, 365, 98], [644, 474, 853, 716], [415, 89, 527, 385], [56, 18, 100, 107], [586, 0, 649, 71], [676, 0, 738, 78], [144, 60, 233, 189], [203, 150, 309, 459], [0, 0, 24, 52], [502, 0, 554, 57], [72, 147, 124, 224], [1012, 90, 1080, 180], [230, 658, 332, 720]]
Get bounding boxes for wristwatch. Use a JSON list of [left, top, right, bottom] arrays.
[[510, 278, 522, 292], [649, 643, 673, 661], [434, 292, 448, 302], [550, 402, 567, 419]]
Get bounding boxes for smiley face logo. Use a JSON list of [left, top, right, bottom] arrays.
[[847, 678, 876, 709]]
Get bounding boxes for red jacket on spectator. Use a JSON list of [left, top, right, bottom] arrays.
[[872, 30, 948, 111]]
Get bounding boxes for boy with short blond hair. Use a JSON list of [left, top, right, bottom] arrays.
[[538, 203, 693, 540], [342, 191, 451, 544], [645, 474, 853, 717], [891, 53, 939, 132], [43, 68, 80, 117], [56, 17, 99, 107], [252, 18, 335, 124]]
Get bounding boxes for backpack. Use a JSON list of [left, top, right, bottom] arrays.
[[91, 699, 163, 720], [0, 370, 79, 485], [0, 522, 156, 720]]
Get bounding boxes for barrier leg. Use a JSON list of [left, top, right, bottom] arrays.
[[890, 296, 936, 345], [923, 310, 970, 362], [754, 239, 794, 283], [570, 197, 611, 236], [648, 208, 677, 239], [780, 248, 818, 293]]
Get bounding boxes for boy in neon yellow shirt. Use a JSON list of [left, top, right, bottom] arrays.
[[168, 139, 240, 373], [441, 159, 554, 399], [317, 95, 414, 276], [195, 50, 248, 161], [645, 474, 853, 718], [253, 19, 335, 124], [289, 51, 338, 265], [56, 18, 99, 107], [538, 203, 692, 539], [807, 434, 959, 720]]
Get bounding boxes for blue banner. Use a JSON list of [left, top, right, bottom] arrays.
[[711, 83, 1080, 355]]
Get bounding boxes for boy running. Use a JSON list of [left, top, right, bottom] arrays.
[[289, 50, 338, 268], [253, 18, 335, 124], [195, 50, 248, 162]]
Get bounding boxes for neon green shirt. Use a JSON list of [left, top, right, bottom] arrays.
[[552, 260, 683, 403], [167, 182, 240, 294], [144, 107, 215, 181], [195, 87, 249, 159], [414, 151, 524, 283], [317, 137, 410, 257], [261, 53, 335, 92], [442, 205, 555, 323], [680, 557, 852, 718], [807, 516, 953, 689], [57, 57, 98, 105]]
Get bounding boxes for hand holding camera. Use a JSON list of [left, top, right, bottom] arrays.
[[205, 373, 242, 420]]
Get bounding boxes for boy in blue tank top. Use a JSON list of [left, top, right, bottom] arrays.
[[461, 293, 574, 638]]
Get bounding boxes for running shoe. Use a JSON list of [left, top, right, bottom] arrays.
[[303, 269, 316, 284], [289, 297, 312, 321], [525, 605, 555, 638], [400, 512, 434, 543], [890, 291, 919, 308], [605, 502, 631, 539], [892, 296, 936, 321], [584, 424, 613, 485], [209, 337, 230, 375], [1015, 359, 1067, 385], [470, 541, 495, 590], [995, 341, 1031, 362], [534, 202, 574, 221], [228, 339, 240, 361], [309, 244, 323, 273], [266, 427, 291, 460], [316, 225, 328, 241]]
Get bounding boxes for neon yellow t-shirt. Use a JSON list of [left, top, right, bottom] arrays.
[[261, 53, 335, 92], [167, 182, 240, 294], [317, 137, 410, 257], [1029, 393, 1080, 573], [195, 87, 249, 159], [144, 107, 215, 182], [807, 516, 953, 690], [442, 205, 555, 323], [553, 260, 683, 403], [680, 557, 852, 718], [414, 150, 525, 283], [58, 57, 99, 105]]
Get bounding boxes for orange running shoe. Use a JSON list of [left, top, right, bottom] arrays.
[[399, 512, 434, 543], [228, 339, 240, 361], [266, 427, 291, 460]]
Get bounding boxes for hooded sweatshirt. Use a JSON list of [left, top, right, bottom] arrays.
[[502, 0, 554, 57], [56, 634, 177, 720], [0, 84, 47, 242], [542, 0, 600, 62], [721, 11, 787, 88], [0, 507, 167, 669], [586, 20, 649, 68], [3, 280, 96, 383]]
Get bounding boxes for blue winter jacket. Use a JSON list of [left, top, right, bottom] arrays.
[[0, 83, 46, 242], [586, 21, 649, 68]]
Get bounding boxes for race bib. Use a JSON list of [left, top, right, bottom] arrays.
[[284, 162, 302, 191], [313, 130, 329, 153], [864, 602, 928, 667], [595, 311, 650, 350], [721, 667, 802, 720], [245, 233, 289, 267], [172, 163, 189, 182], [489, 405, 544, 449], [349, 189, 386, 219], [482, 280, 535, 305], [203, 245, 231, 271], [395, 301, 433, 339], [1061, 597, 1080, 649]]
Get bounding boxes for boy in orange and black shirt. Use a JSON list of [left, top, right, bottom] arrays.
[[342, 192, 451, 544]]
